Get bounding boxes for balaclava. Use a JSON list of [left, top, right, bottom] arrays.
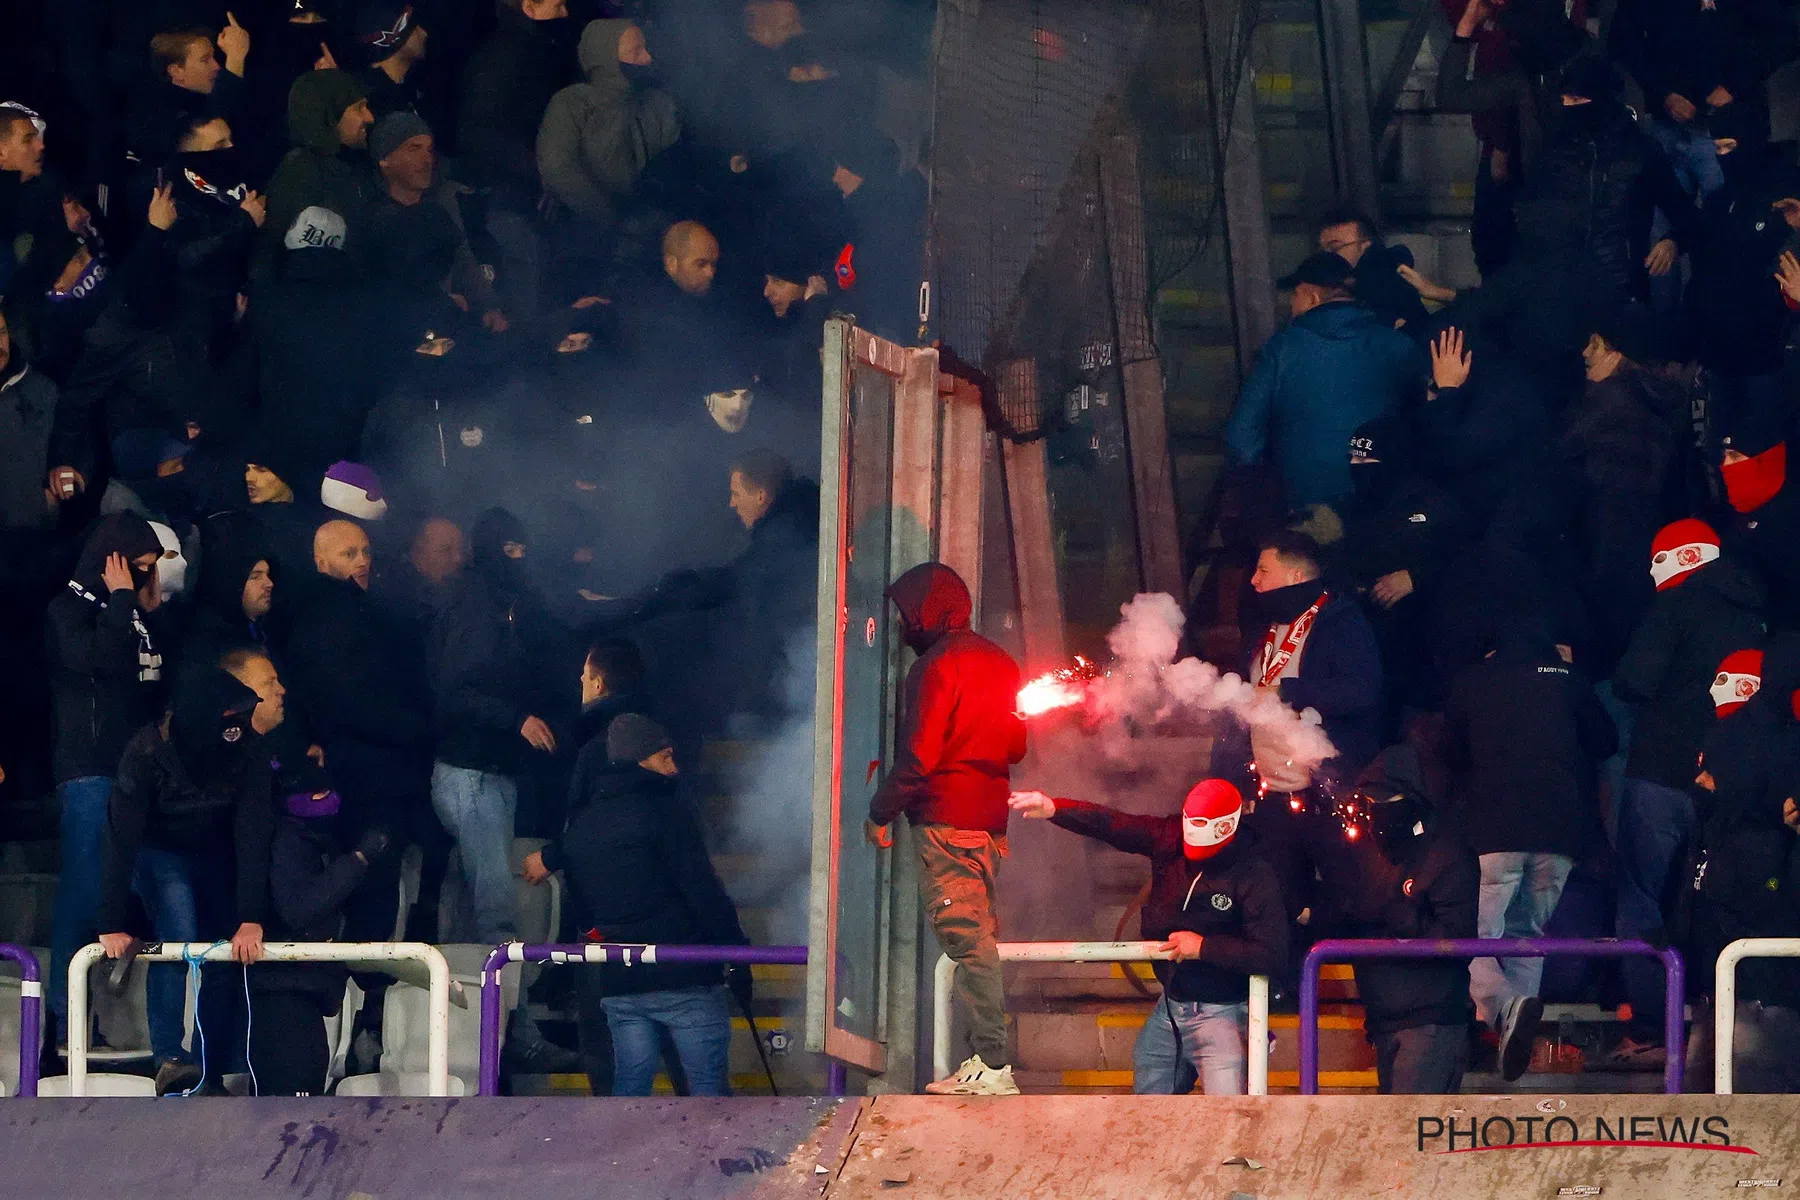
[[1712, 649, 1765, 719], [1181, 779, 1243, 861], [1649, 518, 1721, 591]]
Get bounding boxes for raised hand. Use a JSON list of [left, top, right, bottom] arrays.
[[1430, 327, 1472, 390]]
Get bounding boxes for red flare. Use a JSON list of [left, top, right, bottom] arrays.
[[1016, 656, 1095, 717]]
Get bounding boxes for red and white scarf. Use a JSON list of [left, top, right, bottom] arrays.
[[1256, 592, 1329, 689]]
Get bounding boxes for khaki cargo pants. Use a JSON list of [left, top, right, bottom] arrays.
[[917, 824, 1009, 1068]]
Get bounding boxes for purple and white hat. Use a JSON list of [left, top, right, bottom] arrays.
[[320, 461, 388, 520]]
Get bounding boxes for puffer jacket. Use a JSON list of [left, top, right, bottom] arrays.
[[1510, 101, 1698, 299], [868, 563, 1027, 833], [1223, 300, 1421, 507], [535, 19, 681, 223], [1613, 555, 1767, 791]]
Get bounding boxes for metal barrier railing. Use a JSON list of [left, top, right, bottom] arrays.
[[475, 943, 834, 1097], [0, 944, 42, 1097], [931, 941, 1272, 1095], [1299, 937, 1686, 1095], [1713, 937, 1800, 1094], [66, 941, 452, 1097]]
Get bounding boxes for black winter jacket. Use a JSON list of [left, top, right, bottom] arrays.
[[540, 763, 747, 995], [1049, 799, 1288, 1004], [285, 575, 433, 806], [1343, 827, 1479, 1036], [252, 813, 370, 1012], [1609, 0, 1796, 115], [46, 515, 167, 783], [99, 722, 274, 932], [430, 563, 561, 776], [457, 6, 579, 208], [1445, 635, 1618, 857], [1613, 556, 1767, 790]]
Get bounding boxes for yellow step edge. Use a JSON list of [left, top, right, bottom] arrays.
[[1089, 1012, 1363, 1031]]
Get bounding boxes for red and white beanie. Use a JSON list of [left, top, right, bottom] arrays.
[[1710, 649, 1763, 718], [1649, 519, 1720, 592]]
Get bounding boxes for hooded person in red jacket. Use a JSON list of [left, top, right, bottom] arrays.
[[865, 562, 1027, 1095]]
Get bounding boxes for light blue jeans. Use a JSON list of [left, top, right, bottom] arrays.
[[1133, 994, 1248, 1094], [600, 986, 733, 1097], [430, 762, 519, 944], [1470, 851, 1574, 1026]]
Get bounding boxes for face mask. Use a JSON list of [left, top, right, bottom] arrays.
[[620, 62, 659, 87], [1349, 459, 1394, 507], [706, 389, 752, 433], [1722, 442, 1787, 513], [150, 521, 188, 598]]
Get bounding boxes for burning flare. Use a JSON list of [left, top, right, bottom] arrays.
[[1017, 657, 1095, 717]]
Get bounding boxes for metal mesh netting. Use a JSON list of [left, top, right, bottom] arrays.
[[928, 0, 1263, 442], [928, 0, 1150, 439]]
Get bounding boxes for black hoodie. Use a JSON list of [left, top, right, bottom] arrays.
[[99, 667, 273, 933], [1614, 555, 1768, 790], [1444, 627, 1618, 857], [46, 514, 168, 783]]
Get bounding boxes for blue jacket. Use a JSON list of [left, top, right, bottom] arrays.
[[1224, 301, 1420, 507]]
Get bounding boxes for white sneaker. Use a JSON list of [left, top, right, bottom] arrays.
[[923, 1055, 1020, 1096]]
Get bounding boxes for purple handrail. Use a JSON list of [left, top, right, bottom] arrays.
[[0, 944, 41, 1097], [1300, 937, 1684, 1095], [477, 943, 843, 1097]]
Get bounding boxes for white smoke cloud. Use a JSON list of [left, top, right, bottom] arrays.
[[1082, 592, 1338, 779]]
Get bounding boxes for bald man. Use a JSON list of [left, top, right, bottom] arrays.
[[314, 519, 373, 590], [662, 220, 719, 298], [286, 516, 434, 960]]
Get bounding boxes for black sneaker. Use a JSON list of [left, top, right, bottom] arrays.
[[1499, 996, 1544, 1082], [153, 1058, 203, 1096], [505, 1035, 584, 1075]]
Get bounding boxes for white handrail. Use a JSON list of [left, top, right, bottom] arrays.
[[66, 941, 452, 1097], [931, 940, 1271, 1095], [1713, 937, 1800, 1094]]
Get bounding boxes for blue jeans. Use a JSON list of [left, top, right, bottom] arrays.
[[1615, 778, 1696, 1041], [132, 845, 242, 1068], [600, 986, 733, 1097], [1644, 115, 1724, 201], [431, 763, 519, 944], [1470, 852, 1574, 1026], [1132, 994, 1248, 1095], [50, 776, 112, 1030]]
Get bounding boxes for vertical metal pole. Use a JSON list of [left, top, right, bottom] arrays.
[[478, 946, 510, 1097], [1316, 0, 1382, 219], [1216, 34, 1279, 373], [1715, 943, 1740, 1095], [1662, 947, 1685, 1096], [1, 945, 41, 1098], [1299, 946, 1322, 1094], [1247, 974, 1270, 1096], [67, 943, 99, 1097], [826, 1060, 848, 1097]]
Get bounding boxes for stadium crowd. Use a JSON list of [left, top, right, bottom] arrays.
[[0, 0, 1797, 1103]]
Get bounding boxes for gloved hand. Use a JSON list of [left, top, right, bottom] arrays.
[[724, 961, 755, 1017], [354, 825, 393, 866]]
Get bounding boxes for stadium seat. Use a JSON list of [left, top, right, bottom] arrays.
[[333, 944, 506, 1096], [332, 1071, 468, 1097]]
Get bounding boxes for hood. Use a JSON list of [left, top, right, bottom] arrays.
[[72, 513, 161, 593], [196, 532, 274, 631], [287, 70, 370, 155], [577, 19, 634, 92], [470, 506, 528, 593], [886, 562, 972, 653], [170, 666, 262, 780]]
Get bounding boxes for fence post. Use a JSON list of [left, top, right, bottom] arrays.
[[0, 944, 41, 1097]]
